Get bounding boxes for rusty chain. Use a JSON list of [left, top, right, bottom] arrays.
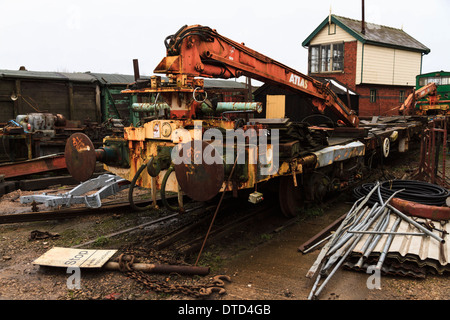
[[126, 270, 206, 298], [116, 248, 230, 298]]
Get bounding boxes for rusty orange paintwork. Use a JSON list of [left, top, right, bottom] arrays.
[[390, 197, 450, 221], [399, 82, 438, 115], [0, 154, 67, 179], [153, 25, 359, 127]]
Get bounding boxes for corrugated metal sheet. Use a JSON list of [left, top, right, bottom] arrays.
[[349, 211, 450, 275]]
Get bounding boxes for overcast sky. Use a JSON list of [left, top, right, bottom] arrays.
[[1, 0, 448, 79]]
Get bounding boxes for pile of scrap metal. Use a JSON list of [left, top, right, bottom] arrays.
[[0, 112, 123, 163], [305, 180, 449, 300], [0, 113, 124, 196]]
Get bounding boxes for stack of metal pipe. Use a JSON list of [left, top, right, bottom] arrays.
[[306, 182, 446, 300]]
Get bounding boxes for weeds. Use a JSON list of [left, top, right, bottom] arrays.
[[93, 236, 109, 247], [197, 250, 223, 272], [260, 233, 273, 241], [304, 206, 324, 218]]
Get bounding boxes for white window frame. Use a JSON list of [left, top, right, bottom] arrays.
[[309, 42, 344, 74]]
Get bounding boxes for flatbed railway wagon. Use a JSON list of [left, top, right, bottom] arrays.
[[64, 25, 427, 218]]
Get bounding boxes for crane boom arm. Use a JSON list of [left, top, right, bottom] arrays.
[[154, 25, 359, 127], [399, 82, 438, 115]]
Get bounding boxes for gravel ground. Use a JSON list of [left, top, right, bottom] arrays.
[[0, 148, 448, 305]]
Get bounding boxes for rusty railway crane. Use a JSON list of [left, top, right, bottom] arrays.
[[65, 25, 369, 217], [398, 82, 439, 116]]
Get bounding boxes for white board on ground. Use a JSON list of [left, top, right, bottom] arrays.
[[33, 247, 117, 268]]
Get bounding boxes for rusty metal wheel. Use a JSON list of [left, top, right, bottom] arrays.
[[173, 141, 224, 202], [65, 133, 96, 182], [278, 175, 305, 218]]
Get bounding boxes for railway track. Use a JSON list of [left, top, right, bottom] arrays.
[[154, 203, 277, 256], [64, 193, 285, 261], [0, 185, 286, 258], [0, 196, 175, 225]]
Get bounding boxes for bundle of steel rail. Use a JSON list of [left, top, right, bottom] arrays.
[[306, 182, 447, 300]]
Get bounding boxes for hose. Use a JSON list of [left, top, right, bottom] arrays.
[[128, 159, 154, 212], [353, 180, 450, 207], [160, 165, 179, 212]]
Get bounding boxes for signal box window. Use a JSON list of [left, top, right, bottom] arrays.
[[309, 43, 344, 73]]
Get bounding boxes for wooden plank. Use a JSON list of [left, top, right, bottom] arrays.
[[21, 81, 69, 115], [14, 79, 21, 117], [392, 50, 422, 86], [68, 82, 74, 120], [0, 101, 14, 123], [361, 44, 421, 86], [309, 24, 354, 45], [72, 84, 97, 121]]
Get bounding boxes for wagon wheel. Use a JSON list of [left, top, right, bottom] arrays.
[[382, 137, 390, 158], [278, 175, 305, 218], [65, 133, 96, 182]]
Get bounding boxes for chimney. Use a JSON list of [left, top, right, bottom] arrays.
[[361, 0, 366, 34], [133, 59, 140, 81]]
